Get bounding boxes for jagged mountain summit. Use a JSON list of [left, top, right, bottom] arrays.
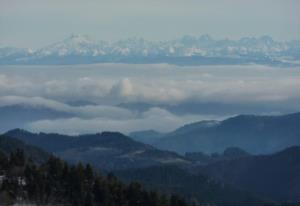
[[1, 34, 299, 66], [35, 34, 106, 57]]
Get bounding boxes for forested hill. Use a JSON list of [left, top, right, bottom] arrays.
[[0, 135, 49, 163], [115, 165, 272, 206], [196, 146, 300, 202], [0, 150, 188, 206], [1, 132, 299, 205], [5, 129, 188, 170], [115, 146, 300, 205]]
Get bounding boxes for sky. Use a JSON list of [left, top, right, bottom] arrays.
[[0, 0, 300, 134], [1, 0, 300, 48]]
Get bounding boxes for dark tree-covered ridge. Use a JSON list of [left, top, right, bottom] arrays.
[[0, 149, 188, 206]]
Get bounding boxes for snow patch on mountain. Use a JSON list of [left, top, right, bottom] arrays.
[[1, 34, 299, 65]]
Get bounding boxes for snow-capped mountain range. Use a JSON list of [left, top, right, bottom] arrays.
[[1, 34, 299, 66]]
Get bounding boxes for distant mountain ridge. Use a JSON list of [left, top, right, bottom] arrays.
[[132, 112, 300, 154], [1, 34, 299, 66], [5, 129, 189, 170]]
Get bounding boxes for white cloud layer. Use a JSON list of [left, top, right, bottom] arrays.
[[0, 94, 222, 134], [1, 64, 300, 105], [0, 64, 300, 134], [0, 95, 134, 119], [26, 108, 220, 135]]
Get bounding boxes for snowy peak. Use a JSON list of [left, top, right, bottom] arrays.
[[1, 34, 299, 66], [36, 34, 107, 57], [0, 47, 33, 58]]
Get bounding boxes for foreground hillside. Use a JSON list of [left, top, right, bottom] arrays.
[[132, 112, 300, 154], [5, 129, 189, 170], [116, 165, 272, 206], [0, 135, 49, 163], [1, 132, 299, 205], [0, 149, 188, 206], [196, 146, 300, 202], [117, 146, 300, 204]]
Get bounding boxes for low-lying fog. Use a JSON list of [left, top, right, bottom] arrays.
[[0, 63, 300, 134]]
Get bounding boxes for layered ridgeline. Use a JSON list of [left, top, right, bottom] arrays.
[[5, 129, 189, 171], [0, 135, 49, 163], [0, 146, 188, 206], [0, 135, 259, 206], [131, 112, 300, 154], [2, 130, 300, 205], [0, 34, 299, 66], [196, 146, 300, 202], [117, 146, 300, 204], [2, 133, 299, 205], [116, 165, 271, 206]]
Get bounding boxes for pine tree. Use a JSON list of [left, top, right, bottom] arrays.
[[9, 149, 25, 167], [0, 150, 190, 206]]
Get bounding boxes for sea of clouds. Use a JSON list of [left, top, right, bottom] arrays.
[[0, 63, 300, 134]]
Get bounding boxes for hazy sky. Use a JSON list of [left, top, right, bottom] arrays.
[[1, 0, 299, 48]]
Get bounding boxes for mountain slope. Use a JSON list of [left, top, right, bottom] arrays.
[[116, 165, 272, 206], [5, 129, 189, 170], [0, 135, 49, 163], [0, 148, 188, 206], [151, 112, 300, 154], [197, 146, 300, 202], [117, 146, 300, 204], [184, 147, 251, 165]]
